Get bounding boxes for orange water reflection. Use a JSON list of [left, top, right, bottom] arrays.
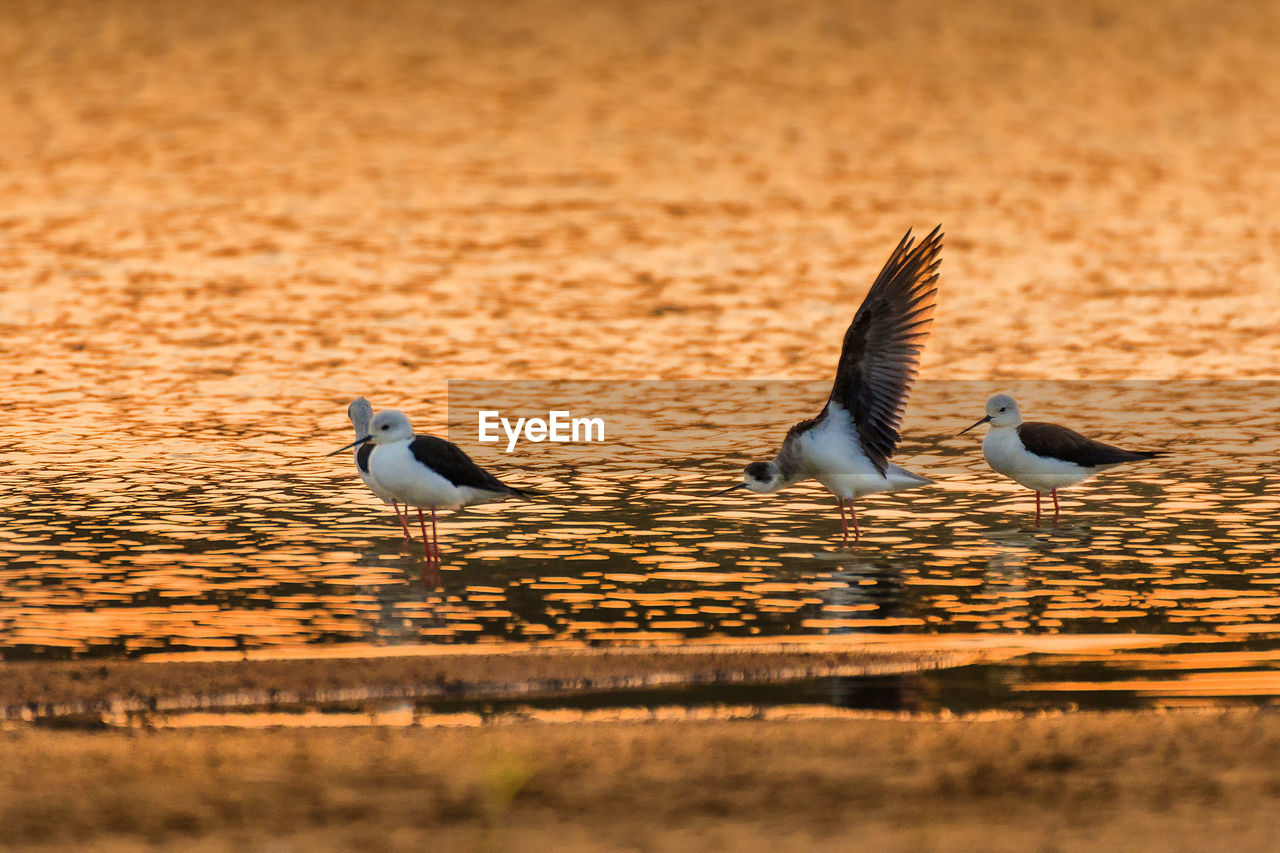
[[3, 1, 1280, 704], [1, 381, 1277, 667]]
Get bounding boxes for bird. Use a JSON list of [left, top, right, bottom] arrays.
[[714, 226, 943, 546], [958, 393, 1164, 521], [330, 410, 536, 565], [346, 398, 413, 544]]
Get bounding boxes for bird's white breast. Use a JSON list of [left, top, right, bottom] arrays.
[[795, 405, 894, 498], [982, 426, 1094, 491], [369, 442, 466, 509], [358, 465, 398, 506]]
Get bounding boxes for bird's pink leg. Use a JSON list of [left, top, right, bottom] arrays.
[[849, 501, 860, 542], [431, 508, 442, 564], [417, 509, 437, 564], [838, 498, 850, 547], [1051, 488, 1060, 519], [1034, 491, 1041, 522], [393, 502, 412, 543]]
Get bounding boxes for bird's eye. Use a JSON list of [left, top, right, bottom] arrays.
[[999, 407, 1007, 413], [381, 424, 389, 430]]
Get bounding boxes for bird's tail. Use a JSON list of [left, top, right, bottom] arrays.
[[885, 464, 934, 490], [505, 485, 542, 499]]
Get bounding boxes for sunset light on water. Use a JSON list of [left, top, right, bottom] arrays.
[[2, 0, 1279, 849]]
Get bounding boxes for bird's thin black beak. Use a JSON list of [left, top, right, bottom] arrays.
[[711, 483, 747, 496], [327, 435, 372, 456], [958, 415, 991, 436]]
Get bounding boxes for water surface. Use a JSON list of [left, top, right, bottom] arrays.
[[2, 381, 1275, 683], [3, 0, 1280, 712]]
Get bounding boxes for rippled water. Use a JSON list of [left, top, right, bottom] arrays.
[[2, 377, 1276, 671], [3, 1, 1280, 712]]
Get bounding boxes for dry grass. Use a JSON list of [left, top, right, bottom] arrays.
[[2, 710, 1280, 851]]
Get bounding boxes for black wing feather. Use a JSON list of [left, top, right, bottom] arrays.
[[410, 435, 534, 497], [355, 442, 373, 475], [1017, 422, 1164, 467], [826, 225, 943, 475]]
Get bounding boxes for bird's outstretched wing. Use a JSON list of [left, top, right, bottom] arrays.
[[410, 435, 536, 498], [827, 225, 942, 475]]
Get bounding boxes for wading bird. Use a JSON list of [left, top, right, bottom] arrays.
[[331, 410, 536, 566], [715, 226, 943, 546], [959, 394, 1164, 521]]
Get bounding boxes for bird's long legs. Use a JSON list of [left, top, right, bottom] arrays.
[[416, 509, 439, 564], [1033, 490, 1061, 523], [392, 501, 413, 543], [430, 508, 441, 563], [413, 509, 440, 589], [838, 498, 860, 547]]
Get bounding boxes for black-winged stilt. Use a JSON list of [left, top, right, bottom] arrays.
[[959, 393, 1164, 520], [332, 409, 536, 565], [715, 226, 944, 546]]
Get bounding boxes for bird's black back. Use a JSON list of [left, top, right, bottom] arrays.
[[410, 435, 535, 497], [1018, 422, 1164, 467]]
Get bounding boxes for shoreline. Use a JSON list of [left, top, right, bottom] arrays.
[[0, 633, 1203, 724]]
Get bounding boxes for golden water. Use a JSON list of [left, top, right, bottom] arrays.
[[1, 0, 1279, 707], [2, 379, 1275, 669]]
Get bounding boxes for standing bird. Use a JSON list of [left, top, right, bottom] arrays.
[[959, 394, 1164, 521], [330, 410, 536, 564], [715, 226, 943, 546], [346, 398, 413, 544]]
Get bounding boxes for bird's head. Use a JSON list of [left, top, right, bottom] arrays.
[[960, 393, 1022, 434], [743, 460, 783, 493], [368, 410, 415, 444], [346, 397, 374, 434], [710, 460, 784, 497]]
